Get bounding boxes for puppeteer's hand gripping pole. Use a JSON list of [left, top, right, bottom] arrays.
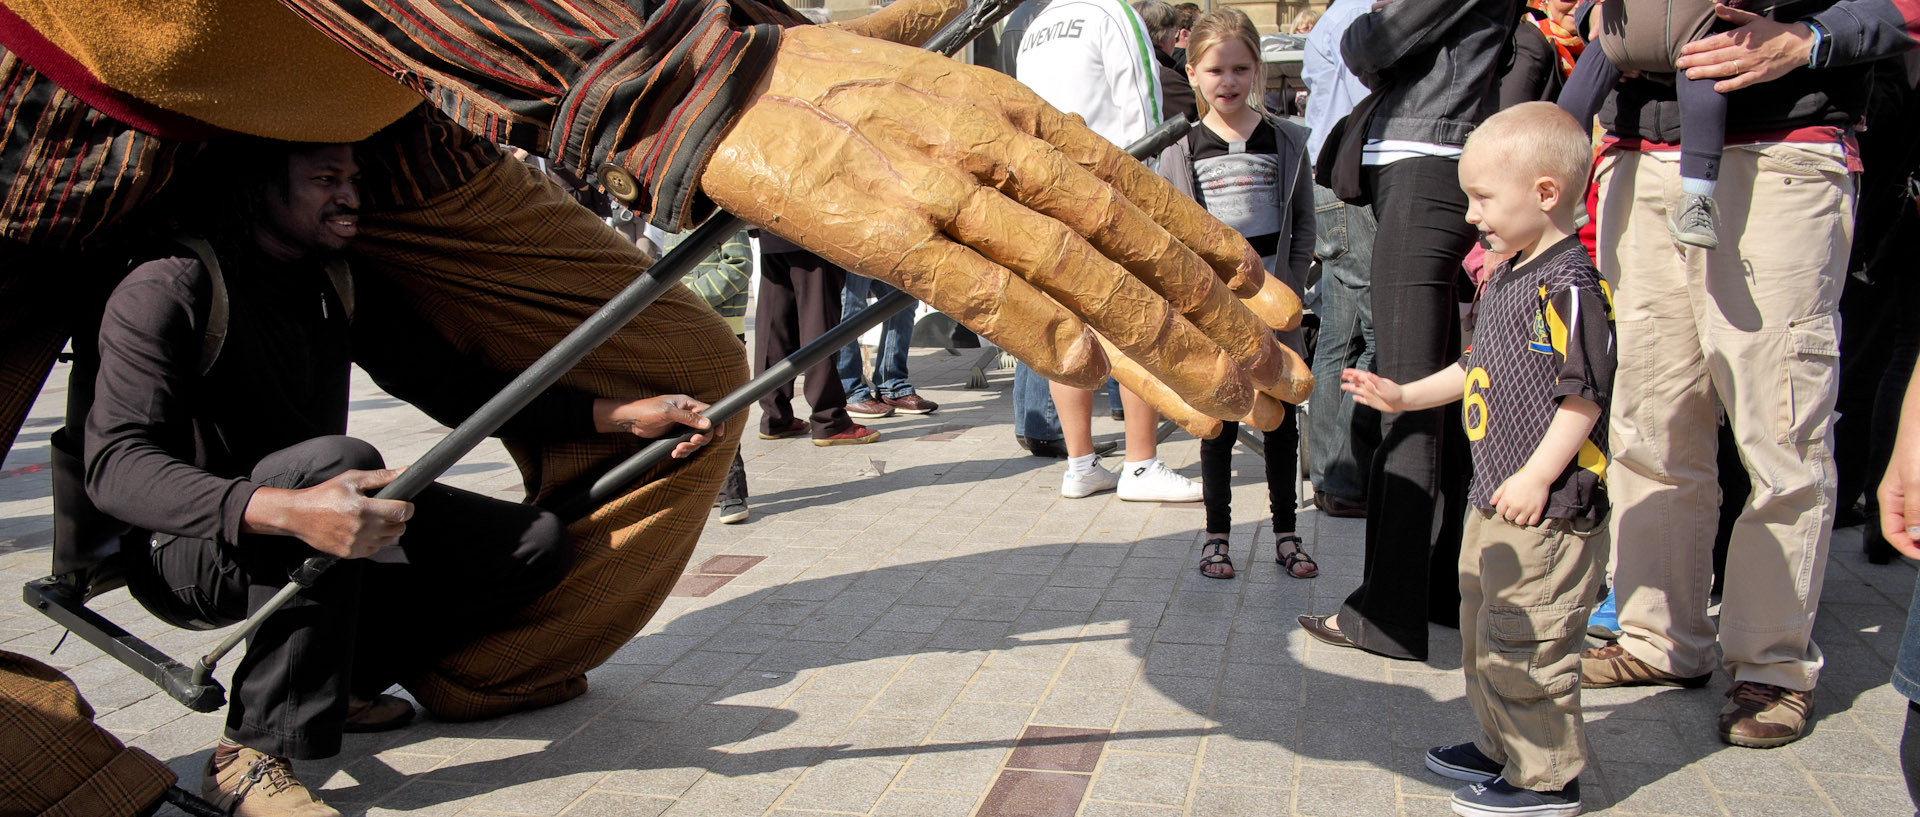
[[191, 1, 1193, 690]]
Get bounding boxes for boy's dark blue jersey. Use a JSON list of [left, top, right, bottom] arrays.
[[1459, 235, 1615, 521]]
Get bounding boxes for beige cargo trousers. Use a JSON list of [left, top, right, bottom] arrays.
[[1595, 142, 1852, 694]]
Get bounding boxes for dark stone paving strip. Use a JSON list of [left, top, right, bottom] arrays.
[[974, 726, 1111, 816], [975, 770, 1092, 817], [1005, 726, 1109, 773], [698, 555, 766, 575], [671, 554, 768, 595]]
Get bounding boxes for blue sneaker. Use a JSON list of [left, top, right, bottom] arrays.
[[1587, 587, 1619, 640], [1425, 742, 1502, 783], [1452, 776, 1582, 817]]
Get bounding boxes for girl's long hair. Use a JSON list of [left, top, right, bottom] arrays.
[[1185, 7, 1265, 120]]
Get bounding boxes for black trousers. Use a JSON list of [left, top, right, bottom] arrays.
[[1200, 413, 1299, 535], [719, 334, 750, 503], [143, 436, 568, 759], [1339, 158, 1476, 662], [754, 249, 852, 439]]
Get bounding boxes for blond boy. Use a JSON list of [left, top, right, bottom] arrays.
[[1341, 102, 1612, 817]]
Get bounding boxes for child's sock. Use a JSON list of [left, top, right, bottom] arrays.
[[1681, 176, 1715, 197], [1068, 453, 1100, 476], [1121, 456, 1157, 475]]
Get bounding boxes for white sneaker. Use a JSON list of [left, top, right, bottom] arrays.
[[1061, 462, 1120, 498], [1117, 460, 1203, 502]]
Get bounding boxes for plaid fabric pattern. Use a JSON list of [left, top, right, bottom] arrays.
[[0, 650, 176, 817], [351, 142, 748, 720], [282, 0, 803, 231]]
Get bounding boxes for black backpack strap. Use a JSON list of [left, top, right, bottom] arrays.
[[325, 258, 354, 321], [169, 237, 230, 377], [168, 238, 355, 374]]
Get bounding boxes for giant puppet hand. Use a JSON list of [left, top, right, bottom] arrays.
[[825, 0, 966, 46], [699, 25, 1306, 427]]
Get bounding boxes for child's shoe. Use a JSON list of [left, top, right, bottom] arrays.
[[1586, 586, 1619, 640], [1451, 776, 1582, 817], [1667, 193, 1720, 250], [1425, 742, 1502, 783]]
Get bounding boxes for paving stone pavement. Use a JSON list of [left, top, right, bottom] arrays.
[[3, 342, 1915, 817]]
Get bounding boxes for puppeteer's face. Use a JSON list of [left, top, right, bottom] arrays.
[[260, 145, 361, 262], [1188, 39, 1259, 115], [1459, 149, 1552, 258]]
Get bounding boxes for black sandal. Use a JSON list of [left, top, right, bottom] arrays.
[[1198, 538, 1235, 579], [1275, 534, 1317, 579]]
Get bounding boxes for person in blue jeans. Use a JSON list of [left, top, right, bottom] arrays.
[[836, 275, 938, 419], [1302, 0, 1379, 519], [1307, 187, 1378, 517]]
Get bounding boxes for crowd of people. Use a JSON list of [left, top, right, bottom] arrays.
[[990, 0, 1920, 814], [12, 1, 1920, 816]]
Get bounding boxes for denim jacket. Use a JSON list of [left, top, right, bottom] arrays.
[[1339, 0, 1521, 147]]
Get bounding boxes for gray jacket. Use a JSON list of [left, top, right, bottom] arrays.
[[1156, 114, 1315, 353], [1340, 0, 1520, 147]]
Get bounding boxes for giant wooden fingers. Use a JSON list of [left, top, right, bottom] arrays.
[[699, 26, 1308, 421]]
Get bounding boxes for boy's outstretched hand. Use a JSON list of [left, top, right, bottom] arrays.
[[1490, 469, 1551, 528], [1341, 369, 1407, 413]]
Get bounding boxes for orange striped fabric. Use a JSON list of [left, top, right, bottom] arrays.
[[283, 0, 805, 231], [350, 133, 749, 719]]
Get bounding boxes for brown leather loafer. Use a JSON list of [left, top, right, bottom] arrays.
[[343, 694, 415, 733], [1298, 614, 1358, 649], [1314, 491, 1367, 519]]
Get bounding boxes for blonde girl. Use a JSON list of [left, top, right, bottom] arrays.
[[1158, 7, 1318, 580]]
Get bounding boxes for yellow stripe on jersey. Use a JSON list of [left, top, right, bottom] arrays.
[[1546, 290, 1572, 358], [1576, 439, 1608, 484], [1598, 279, 1616, 320]]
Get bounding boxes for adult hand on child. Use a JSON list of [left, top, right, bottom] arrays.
[[1676, 5, 1815, 93], [699, 25, 1300, 423]]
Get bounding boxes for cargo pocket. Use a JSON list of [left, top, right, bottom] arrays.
[[1780, 313, 1840, 444], [1484, 603, 1586, 701]]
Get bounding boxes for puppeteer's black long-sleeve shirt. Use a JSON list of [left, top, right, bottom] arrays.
[[83, 244, 595, 547]]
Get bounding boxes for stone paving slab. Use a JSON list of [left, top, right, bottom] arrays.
[[3, 338, 1915, 816]]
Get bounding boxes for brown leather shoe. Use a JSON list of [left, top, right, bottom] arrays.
[[1719, 681, 1814, 748], [204, 746, 341, 817], [1298, 614, 1358, 649], [1314, 490, 1367, 519], [343, 693, 415, 733], [1579, 643, 1713, 689], [884, 394, 940, 414], [813, 424, 881, 446], [845, 398, 895, 419]]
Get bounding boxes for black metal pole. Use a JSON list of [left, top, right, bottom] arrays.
[[549, 287, 916, 521], [190, 0, 1035, 685]]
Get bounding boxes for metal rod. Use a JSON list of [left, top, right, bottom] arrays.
[[549, 114, 1199, 522], [191, 0, 1023, 684], [550, 287, 916, 521]]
